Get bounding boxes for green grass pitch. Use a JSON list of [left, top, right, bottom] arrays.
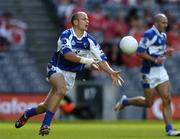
[[1, 120, 180, 139]]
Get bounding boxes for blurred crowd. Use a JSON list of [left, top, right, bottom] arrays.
[[0, 11, 27, 58], [51, 0, 180, 69], [1, 1, 179, 69]]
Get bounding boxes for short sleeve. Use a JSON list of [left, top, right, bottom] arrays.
[[137, 31, 157, 53], [57, 36, 72, 54], [87, 34, 107, 61]]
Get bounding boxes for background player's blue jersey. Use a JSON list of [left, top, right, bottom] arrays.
[[49, 28, 107, 72], [137, 26, 167, 73]]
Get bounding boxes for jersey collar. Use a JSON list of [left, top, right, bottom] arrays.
[[152, 25, 163, 36], [71, 28, 87, 40]]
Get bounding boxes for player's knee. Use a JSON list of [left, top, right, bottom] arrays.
[[55, 86, 67, 97], [37, 103, 47, 113]]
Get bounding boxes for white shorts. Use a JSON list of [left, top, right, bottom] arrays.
[[46, 64, 76, 94], [141, 66, 169, 88]]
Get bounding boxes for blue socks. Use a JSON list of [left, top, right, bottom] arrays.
[[25, 107, 37, 118], [166, 124, 173, 132], [25, 108, 54, 127], [122, 99, 129, 106], [42, 110, 54, 126]]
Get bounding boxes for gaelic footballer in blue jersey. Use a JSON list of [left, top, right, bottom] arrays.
[[115, 13, 180, 136], [15, 11, 124, 136], [49, 28, 107, 73]]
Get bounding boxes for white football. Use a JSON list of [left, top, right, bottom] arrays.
[[119, 36, 138, 55]]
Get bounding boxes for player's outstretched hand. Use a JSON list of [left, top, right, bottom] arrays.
[[110, 71, 124, 86]]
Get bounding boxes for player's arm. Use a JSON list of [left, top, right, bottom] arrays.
[[137, 49, 166, 65], [98, 60, 124, 86], [164, 47, 174, 57], [64, 52, 88, 63], [89, 41, 124, 86], [58, 36, 99, 69], [64, 52, 99, 69], [98, 60, 114, 74], [137, 52, 157, 63]]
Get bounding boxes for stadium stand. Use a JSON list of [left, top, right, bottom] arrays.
[[0, 0, 59, 92], [0, 47, 49, 92]]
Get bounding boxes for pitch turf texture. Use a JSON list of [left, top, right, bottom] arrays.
[[1, 120, 180, 139]]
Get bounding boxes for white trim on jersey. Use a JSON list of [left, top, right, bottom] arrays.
[[148, 45, 165, 55], [148, 35, 158, 46], [71, 28, 87, 40], [57, 37, 72, 53], [88, 38, 103, 61]]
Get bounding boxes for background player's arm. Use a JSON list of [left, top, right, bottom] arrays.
[[164, 47, 174, 57], [137, 52, 156, 63], [137, 50, 166, 65]]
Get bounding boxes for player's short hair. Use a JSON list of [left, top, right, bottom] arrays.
[[154, 13, 167, 23], [71, 11, 87, 25], [71, 12, 79, 25]]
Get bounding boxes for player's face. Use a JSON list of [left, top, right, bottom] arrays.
[[77, 13, 89, 31], [157, 17, 168, 32]]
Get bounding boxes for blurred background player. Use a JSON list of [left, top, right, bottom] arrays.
[[59, 95, 95, 119], [114, 13, 180, 136], [15, 11, 123, 136]]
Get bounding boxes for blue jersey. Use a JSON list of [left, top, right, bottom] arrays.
[[137, 26, 167, 73], [49, 28, 107, 72]]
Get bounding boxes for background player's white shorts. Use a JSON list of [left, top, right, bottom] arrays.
[[142, 66, 169, 88], [47, 64, 76, 94]]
